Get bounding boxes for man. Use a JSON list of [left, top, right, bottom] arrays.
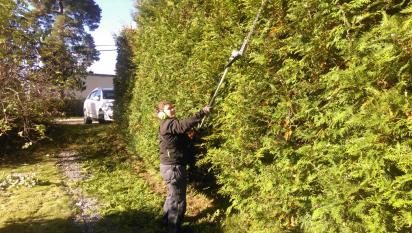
[[157, 100, 210, 233]]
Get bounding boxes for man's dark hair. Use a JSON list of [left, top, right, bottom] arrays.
[[157, 100, 174, 112]]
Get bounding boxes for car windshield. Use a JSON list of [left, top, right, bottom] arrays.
[[102, 90, 114, 99]]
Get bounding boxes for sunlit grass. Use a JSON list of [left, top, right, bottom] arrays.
[[0, 123, 230, 232], [0, 155, 79, 233], [0, 124, 105, 233], [80, 159, 165, 233]]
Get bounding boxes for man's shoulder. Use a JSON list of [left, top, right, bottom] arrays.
[[160, 118, 176, 131]]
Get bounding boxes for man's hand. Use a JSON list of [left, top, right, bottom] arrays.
[[203, 105, 211, 114]]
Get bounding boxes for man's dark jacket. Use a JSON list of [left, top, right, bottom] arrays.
[[159, 110, 206, 165]]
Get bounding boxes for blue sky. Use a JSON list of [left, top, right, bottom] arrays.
[[89, 0, 136, 75]]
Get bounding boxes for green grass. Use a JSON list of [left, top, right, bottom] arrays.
[[0, 123, 229, 233], [0, 124, 110, 233], [0, 154, 79, 233], [80, 159, 165, 233], [73, 124, 225, 232]]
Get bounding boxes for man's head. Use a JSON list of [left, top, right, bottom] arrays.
[[158, 100, 175, 119]]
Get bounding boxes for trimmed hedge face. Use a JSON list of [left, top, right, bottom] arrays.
[[116, 0, 412, 232]]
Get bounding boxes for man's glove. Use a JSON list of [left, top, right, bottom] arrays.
[[202, 105, 211, 114]]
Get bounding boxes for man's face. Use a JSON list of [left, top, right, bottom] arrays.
[[163, 104, 175, 118]]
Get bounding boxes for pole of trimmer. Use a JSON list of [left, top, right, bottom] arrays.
[[198, 67, 230, 128], [198, 0, 266, 129]]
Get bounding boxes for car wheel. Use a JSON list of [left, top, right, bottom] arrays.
[[98, 110, 105, 124], [84, 111, 92, 124]]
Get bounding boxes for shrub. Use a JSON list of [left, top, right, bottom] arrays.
[[116, 1, 412, 232]]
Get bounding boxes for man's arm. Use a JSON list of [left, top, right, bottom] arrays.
[[167, 106, 211, 134], [168, 111, 205, 134]]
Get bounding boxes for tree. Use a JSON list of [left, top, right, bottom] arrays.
[[0, 0, 101, 149], [30, 0, 102, 92]]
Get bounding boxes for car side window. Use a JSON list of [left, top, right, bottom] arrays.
[[102, 90, 114, 99], [89, 91, 96, 99], [95, 90, 101, 100]]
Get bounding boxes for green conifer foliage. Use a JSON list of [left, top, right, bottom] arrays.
[[114, 28, 136, 132], [116, 0, 412, 231]]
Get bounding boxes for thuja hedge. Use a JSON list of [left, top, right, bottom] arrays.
[[115, 0, 412, 232]]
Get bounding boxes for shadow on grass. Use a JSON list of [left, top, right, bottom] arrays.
[[0, 208, 223, 233], [46, 124, 107, 147], [0, 152, 45, 169], [1, 123, 226, 233], [185, 166, 231, 231], [0, 124, 104, 169], [0, 217, 80, 233]]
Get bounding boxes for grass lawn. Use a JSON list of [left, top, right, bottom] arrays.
[[0, 123, 226, 233], [0, 152, 79, 233]]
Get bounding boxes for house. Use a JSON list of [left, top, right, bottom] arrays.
[[68, 73, 115, 116], [78, 73, 115, 98]]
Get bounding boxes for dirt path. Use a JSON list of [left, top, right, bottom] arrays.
[[54, 117, 85, 125], [56, 150, 101, 233]]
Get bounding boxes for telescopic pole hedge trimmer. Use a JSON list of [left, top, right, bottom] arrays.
[[198, 0, 267, 128]]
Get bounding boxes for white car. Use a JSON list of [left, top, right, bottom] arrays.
[[83, 87, 114, 124]]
